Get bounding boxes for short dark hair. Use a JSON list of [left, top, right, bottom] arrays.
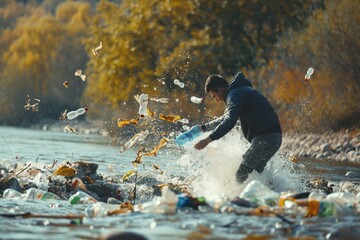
[[205, 74, 229, 93]]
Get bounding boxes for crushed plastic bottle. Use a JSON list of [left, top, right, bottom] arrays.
[[66, 107, 88, 120], [140, 188, 178, 214], [86, 202, 120, 217], [3, 189, 23, 199], [190, 96, 203, 104], [178, 118, 189, 124], [150, 98, 169, 104], [32, 172, 49, 191], [120, 130, 149, 152], [69, 191, 97, 205], [239, 180, 280, 206], [24, 188, 61, 200], [75, 69, 86, 81], [138, 94, 149, 117], [175, 126, 203, 146], [305, 67, 314, 81]]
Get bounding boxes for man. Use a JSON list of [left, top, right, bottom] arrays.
[[194, 72, 282, 183]]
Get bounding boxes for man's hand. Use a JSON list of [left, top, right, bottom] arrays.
[[194, 136, 212, 150]]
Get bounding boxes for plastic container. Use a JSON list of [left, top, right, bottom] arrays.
[[140, 188, 178, 214], [3, 189, 23, 199], [239, 180, 279, 206], [175, 126, 203, 146], [69, 191, 97, 205], [66, 107, 88, 120], [24, 188, 61, 200]]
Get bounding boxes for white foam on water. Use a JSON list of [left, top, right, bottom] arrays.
[[176, 129, 305, 199]]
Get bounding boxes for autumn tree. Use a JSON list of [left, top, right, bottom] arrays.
[[0, 1, 91, 125], [83, 0, 322, 130], [254, 0, 360, 131]]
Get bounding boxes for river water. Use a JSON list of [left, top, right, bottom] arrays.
[[1, 126, 360, 240]]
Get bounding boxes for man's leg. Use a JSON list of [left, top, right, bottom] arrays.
[[236, 133, 282, 184], [236, 163, 253, 183], [253, 133, 282, 173]]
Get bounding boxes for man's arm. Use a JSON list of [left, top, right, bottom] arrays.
[[209, 88, 249, 140], [202, 115, 226, 132]]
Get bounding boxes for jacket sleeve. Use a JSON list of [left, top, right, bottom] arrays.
[[203, 115, 226, 131], [209, 89, 248, 140]]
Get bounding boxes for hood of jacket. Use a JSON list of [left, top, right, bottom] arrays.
[[228, 72, 252, 92]]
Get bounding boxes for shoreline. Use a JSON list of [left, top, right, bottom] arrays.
[[28, 121, 360, 163], [281, 129, 360, 163]]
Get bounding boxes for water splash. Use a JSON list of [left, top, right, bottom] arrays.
[[175, 129, 306, 198]]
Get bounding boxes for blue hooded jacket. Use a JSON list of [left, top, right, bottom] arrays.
[[204, 72, 281, 142]]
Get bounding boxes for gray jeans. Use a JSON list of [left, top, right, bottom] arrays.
[[241, 133, 282, 173]]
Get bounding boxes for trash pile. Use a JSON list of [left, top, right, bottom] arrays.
[[1, 159, 360, 223]]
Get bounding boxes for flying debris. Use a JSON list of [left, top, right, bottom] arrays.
[[75, 69, 86, 81], [190, 96, 203, 104], [117, 118, 139, 128], [24, 95, 40, 112], [92, 41, 102, 56], [174, 79, 185, 88], [150, 98, 169, 104], [159, 114, 181, 123], [305, 67, 314, 81]]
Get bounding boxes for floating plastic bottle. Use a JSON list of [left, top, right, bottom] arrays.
[[32, 172, 49, 191], [305, 67, 314, 81], [190, 96, 203, 104], [69, 191, 97, 205], [140, 188, 178, 214], [138, 94, 149, 117], [24, 188, 61, 200], [3, 189, 23, 199], [175, 126, 203, 146], [66, 107, 88, 120]]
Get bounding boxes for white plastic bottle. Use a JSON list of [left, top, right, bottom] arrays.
[[3, 189, 23, 199], [138, 94, 149, 117], [66, 107, 88, 120], [24, 188, 61, 200]]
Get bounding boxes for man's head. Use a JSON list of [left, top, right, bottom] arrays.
[[205, 74, 228, 102]]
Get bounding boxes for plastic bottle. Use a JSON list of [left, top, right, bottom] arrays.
[[305, 67, 314, 81], [138, 94, 149, 117], [140, 188, 178, 214], [239, 180, 280, 206], [305, 200, 336, 217], [66, 107, 88, 120], [69, 191, 97, 205], [175, 126, 203, 146], [3, 189, 23, 199], [24, 188, 61, 200]]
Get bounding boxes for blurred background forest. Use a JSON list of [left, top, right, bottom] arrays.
[[0, 0, 359, 134]]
